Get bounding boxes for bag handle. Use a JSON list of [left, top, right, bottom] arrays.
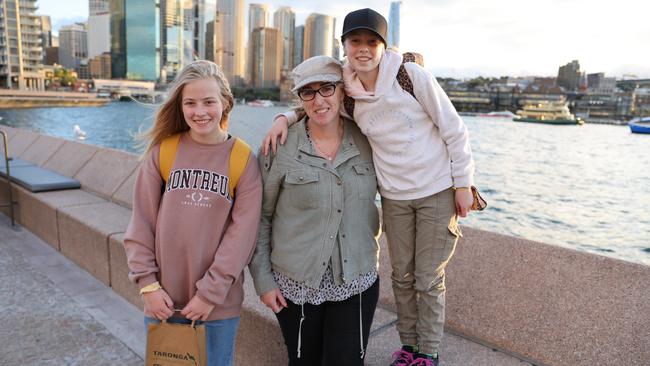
[[160, 310, 205, 365]]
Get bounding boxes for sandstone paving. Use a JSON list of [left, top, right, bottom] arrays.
[[0, 212, 534, 366], [0, 216, 142, 366]]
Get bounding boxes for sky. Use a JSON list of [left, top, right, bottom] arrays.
[[36, 0, 650, 79]]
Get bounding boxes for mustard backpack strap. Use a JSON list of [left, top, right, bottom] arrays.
[[228, 138, 251, 198], [159, 133, 182, 186]]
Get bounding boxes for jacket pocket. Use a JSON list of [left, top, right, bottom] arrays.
[[284, 170, 319, 209], [353, 162, 377, 200]]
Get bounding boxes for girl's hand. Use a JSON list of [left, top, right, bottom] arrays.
[[455, 187, 474, 217], [261, 116, 289, 156], [143, 289, 175, 320], [260, 288, 288, 313], [180, 295, 215, 322]]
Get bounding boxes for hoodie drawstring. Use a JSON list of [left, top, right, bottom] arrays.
[[297, 283, 306, 359]]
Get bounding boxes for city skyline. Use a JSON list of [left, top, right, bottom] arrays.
[[36, 0, 650, 79]]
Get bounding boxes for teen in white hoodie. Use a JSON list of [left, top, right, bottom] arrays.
[[263, 8, 475, 366]]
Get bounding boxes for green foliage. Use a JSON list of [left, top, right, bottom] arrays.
[[53, 67, 77, 86]]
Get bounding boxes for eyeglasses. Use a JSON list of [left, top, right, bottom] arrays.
[[297, 83, 338, 101]]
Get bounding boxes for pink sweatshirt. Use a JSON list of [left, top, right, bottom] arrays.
[[123, 132, 262, 321]]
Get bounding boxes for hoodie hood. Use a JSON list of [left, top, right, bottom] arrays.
[[374, 50, 403, 97], [343, 50, 403, 102]]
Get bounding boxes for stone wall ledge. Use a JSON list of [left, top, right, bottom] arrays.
[[2, 126, 648, 366]]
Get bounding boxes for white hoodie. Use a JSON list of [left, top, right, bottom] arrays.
[[287, 50, 475, 200]]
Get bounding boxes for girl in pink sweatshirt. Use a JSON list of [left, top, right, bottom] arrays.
[[123, 60, 262, 366]]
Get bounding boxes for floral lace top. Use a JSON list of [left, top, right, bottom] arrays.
[[273, 265, 377, 305]]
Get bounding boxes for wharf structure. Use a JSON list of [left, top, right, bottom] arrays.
[[0, 89, 108, 108], [1, 125, 649, 365], [442, 82, 648, 123]]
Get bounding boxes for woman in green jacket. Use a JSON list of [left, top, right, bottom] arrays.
[[249, 55, 380, 366]]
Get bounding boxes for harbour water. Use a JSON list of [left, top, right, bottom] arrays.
[[1, 102, 649, 266]]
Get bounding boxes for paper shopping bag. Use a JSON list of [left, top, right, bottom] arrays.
[[145, 320, 207, 366]]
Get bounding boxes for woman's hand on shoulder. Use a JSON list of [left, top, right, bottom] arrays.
[[260, 288, 288, 313], [181, 294, 216, 322], [143, 289, 175, 320], [261, 116, 289, 156]]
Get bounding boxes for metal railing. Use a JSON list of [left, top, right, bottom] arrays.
[[0, 131, 16, 226]]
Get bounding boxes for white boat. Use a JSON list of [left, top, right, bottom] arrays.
[[478, 111, 517, 118], [247, 99, 274, 107]]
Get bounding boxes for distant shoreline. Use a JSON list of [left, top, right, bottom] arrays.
[[459, 112, 628, 126], [0, 90, 109, 109]]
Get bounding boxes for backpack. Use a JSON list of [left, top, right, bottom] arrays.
[[343, 52, 424, 118], [158, 133, 251, 198]]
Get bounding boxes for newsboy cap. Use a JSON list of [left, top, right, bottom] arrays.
[[291, 56, 343, 93]]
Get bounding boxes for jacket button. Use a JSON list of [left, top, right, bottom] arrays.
[[322, 163, 327, 167], [298, 155, 302, 159], [329, 235, 334, 239], [344, 259, 347, 263], [299, 176, 304, 180], [337, 180, 341, 185], [342, 234, 346, 238], [322, 262, 326, 266], [337, 209, 341, 213]]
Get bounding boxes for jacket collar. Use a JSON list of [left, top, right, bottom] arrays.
[[296, 118, 360, 171]]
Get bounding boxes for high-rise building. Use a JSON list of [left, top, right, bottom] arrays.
[[89, 52, 112, 79], [587, 72, 617, 94], [556, 60, 582, 91], [88, 0, 111, 59], [294, 25, 304, 67], [126, 0, 160, 81], [248, 3, 268, 31], [247, 3, 269, 83], [109, 0, 127, 78], [193, 0, 216, 60], [160, 0, 193, 81], [303, 13, 336, 59], [205, 19, 216, 62], [39, 15, 53, 64], [273, 6, 295, 73], [215, 0, 245, 86], [249, 27, 280, 88], [0, 0, 45, 89], [387, 1, 401, 49], [59, 23, 88, 70]]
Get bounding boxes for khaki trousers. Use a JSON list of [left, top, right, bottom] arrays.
[[381, 188, 461, 355]]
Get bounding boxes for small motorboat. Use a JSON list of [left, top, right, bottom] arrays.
[[628, 117, 650, 134]]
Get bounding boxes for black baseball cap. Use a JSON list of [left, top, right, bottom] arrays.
[[341, 8, 388, 46]]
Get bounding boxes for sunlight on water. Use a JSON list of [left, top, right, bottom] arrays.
[[1, 104, 649, 266]]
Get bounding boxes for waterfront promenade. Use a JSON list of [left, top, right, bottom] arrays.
[[2, 125, 649, 365], [0, 215, 529, 365]]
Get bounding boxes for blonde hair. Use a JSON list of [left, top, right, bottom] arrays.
[[140, 60, 234, 155]]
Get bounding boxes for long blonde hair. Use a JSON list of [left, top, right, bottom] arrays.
[[140, 60, 234, 155]]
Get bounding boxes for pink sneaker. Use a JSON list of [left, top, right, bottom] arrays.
[[390, 345, 417, 366], [410, 353, 439, 366]]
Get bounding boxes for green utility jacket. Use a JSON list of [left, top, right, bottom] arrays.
[[250, 118, 380, 295]]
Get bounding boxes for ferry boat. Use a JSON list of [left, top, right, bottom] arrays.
[[628, 117, 650, 134], [478, 111, 517, 118], [513, 101, 584, 125]]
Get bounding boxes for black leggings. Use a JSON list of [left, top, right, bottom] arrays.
[[275, 278, 379, 366]]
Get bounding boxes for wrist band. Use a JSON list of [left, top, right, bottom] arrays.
[[140, 281, 161, 295]]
